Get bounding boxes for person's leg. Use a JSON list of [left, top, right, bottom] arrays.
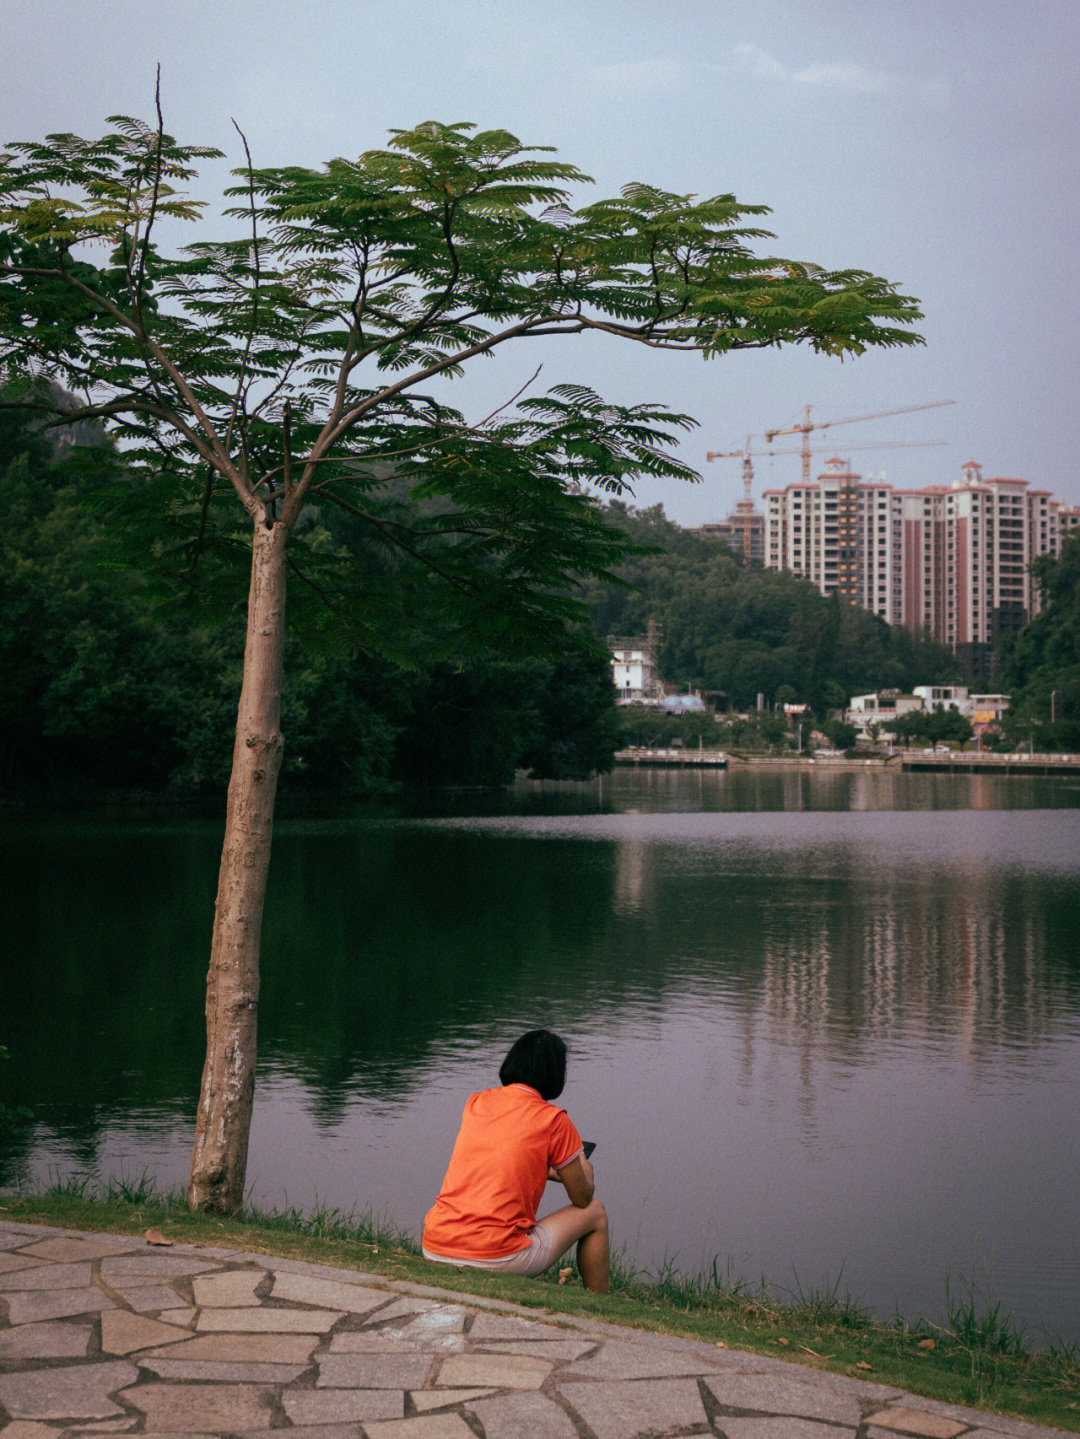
[[535, 1198, 609, 1293]]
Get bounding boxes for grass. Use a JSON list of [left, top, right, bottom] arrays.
[[1, 1177, 1078, 1433]]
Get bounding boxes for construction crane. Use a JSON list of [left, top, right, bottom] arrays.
[[706, 435, 757, 562], [705, 435, 947, 563], [763, 400, 955, 485]]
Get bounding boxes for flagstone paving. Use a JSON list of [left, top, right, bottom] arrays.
[[0, 1221, 1071, 1438]]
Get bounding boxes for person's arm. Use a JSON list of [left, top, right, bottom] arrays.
[[552, 1153, 594, 1207]]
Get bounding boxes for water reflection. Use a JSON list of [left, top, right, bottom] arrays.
[[2, 773, 1079, 1345]]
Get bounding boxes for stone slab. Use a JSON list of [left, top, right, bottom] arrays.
[[282, 1389, 404, 1425], [3, 1285, 116, 1324], [0, 1251, 41, 1275], [0, 1360, 138, 1420], [0, 1424, 66, 1439], [865, 1409, 967, 1438], [721, 1421, 859, 1439], [559, 1334, 708, 1380], [0, 1259, 94, 1290], [412, 1389, 494, 1412], [368, 1298, 447, 1324], [557, 1377, 708, 1439], [328, 1331, 421, 1353], [121, 1433, 214, 1439], [0, 1318, 94, 1358], [100, 1308, 192, 1354], [316, 1352, 433, 1388], [468, 1390, 581, 1438], [476, 1336, 595, 1361], [195, 1304, 343, 1332], [115, 1433, 212, 1439], [394, 1308, 468, 1345], [0, 1224, 59, 1246], [106, 1282, 191, 1312], [436, 1352, 552, 1391], [190, 1268, 264, 1307], [239, 1428, 360, 1439], [268, 1270, 389, 1314], [98, 1254, 221, 1283], [364, 1417, 475, 1439], [142, 1330, 318, 1363], [19, 1235, 142, 1263], [464, 1311, 572, 1341], [704, 1371, 863, 1426], [118, 1381, 275, 1431], [135, 1358, 311, 1383], [70, 1422, 138, 1433]]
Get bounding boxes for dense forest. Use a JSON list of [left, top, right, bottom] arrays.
[[1000, 532, 1080, 749], [0, 396, 616, 796], [3, 406, 1077, 798]]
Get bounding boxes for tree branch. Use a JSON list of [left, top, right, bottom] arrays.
[[4, 262, 254, 508], [225, 117, 262, 455], [134, 66, 166, 318]]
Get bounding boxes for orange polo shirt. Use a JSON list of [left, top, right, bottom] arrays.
[[422, 1084, 584, 1259]]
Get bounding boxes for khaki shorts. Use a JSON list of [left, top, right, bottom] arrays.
[[422, 1221, 560, 1277]]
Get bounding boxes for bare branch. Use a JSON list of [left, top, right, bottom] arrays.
[[225, 117, 262, 455], [134, 65, 165, 317], [286, 552, 336, 608], [282, 398, 293, 492], [179, 468, 217, 579], [315, 490, 476, 594], [476, 364, 543, 427], [293, 315, 541, 509]]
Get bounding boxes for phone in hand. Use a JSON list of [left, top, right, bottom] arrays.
[[583, 1141, 597, 1159]]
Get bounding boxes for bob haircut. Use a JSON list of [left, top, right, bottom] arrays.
[[498, 1029, 567, 1101]]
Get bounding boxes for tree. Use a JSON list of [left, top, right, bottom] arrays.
[[891, 710, 928, 748], [1004, 532, 1080, 747], [0, 102, 922, 1212], [824, 718, 858, 751]]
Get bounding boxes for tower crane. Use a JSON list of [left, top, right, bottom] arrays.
[[705, 436, 757, 562], [705, 435, 948, 563], [763, 399, 955, 486]]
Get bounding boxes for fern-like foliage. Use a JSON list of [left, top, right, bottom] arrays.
[[0, 111, 923, 646]]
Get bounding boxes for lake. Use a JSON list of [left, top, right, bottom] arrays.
[[2, 764, 1079, 1346]]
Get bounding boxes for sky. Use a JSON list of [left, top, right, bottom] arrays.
[[4, 0, 1079, 525]]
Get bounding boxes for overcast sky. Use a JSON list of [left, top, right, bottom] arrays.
[[5, 0, 1078, 525]]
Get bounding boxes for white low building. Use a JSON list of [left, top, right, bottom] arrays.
[[609, 624, 663, 704], [846, 686, 1009, 738], [913, 686, 1010, 721]]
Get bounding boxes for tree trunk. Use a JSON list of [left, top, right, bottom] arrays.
[[188, 517, 289, 1212]]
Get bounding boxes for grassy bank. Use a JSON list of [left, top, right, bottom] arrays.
[[1, 1180, 1077, 1433]]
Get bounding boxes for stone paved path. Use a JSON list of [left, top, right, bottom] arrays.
[[0, 1221, 1070, 1439]]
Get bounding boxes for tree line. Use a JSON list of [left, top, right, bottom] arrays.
[[0, 396, 615, 797], [7, 404, 1078, 799]]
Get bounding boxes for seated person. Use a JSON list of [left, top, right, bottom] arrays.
[[422, 1029, 609, 1293]]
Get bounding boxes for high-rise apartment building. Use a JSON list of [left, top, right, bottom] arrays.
[[763, 458, 903, 624], [761, 459, 1079, 677]]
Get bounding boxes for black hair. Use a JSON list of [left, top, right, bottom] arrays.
[[498, 1029, 567, 1101]]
